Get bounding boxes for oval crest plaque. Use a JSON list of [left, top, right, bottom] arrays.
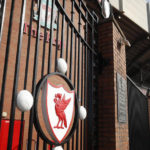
[[34, 73, 79, 145]]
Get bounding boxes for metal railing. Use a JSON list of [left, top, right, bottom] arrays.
[[0, 0, 98, 149]]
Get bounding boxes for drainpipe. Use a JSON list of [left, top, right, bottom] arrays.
[[147, 2, 150, 32], [119, 0, 123, 12]]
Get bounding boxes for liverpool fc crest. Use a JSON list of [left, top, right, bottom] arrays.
[[42, 81, 75, 143], [34, 73, 78, 145]]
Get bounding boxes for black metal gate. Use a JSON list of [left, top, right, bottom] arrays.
[[0, 0, 98, 149], [127, 78, 150, 150]]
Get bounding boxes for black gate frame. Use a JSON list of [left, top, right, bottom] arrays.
[[0, 0, 98, 149]]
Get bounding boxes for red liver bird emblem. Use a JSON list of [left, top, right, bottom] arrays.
[[42, 81, 75, 143], [54, 93, 71, 129]]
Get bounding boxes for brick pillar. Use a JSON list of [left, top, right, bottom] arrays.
[[97, 21, 129, 150]]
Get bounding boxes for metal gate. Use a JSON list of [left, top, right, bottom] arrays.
[[127, 78, 150, 150], [0, 0, 98, 149]]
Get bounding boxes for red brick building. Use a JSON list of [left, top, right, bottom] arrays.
[[0, 0, 150, 150]]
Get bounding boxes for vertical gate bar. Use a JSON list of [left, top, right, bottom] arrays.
[[83, 47, 87, 150], [67, 140, 70, 150], [24, 0, 34, 89], [0, 0, 15, 127], [66, 21, 70, 149], [72, 32, 77, 150], [66, 0, 74, 143], [36, 134, 39, 150], [55, 11, 60, 72], [27, 0, 42, 149], [87, 14, 94, 150], [80, 42, 84, 150], [84, 11, 88, 108], [0, 0, 7, 47], [43, 141, 47, 150], [91, 13, 95, 149], [7, 0, 26, 149], [76, 36, 80, 150], [73, 34, 77, 88], [49, 144, 51, 150], [62, 144, 64, 149], [18, 113, 24, 150], [65, 22, 69, 62], [18, 0, 35, 149], [87, 49, 93, 150], [18, 0, 34, 149], [87, 49, 92, 150], [48, 0, 55, 73], [41, 0, 49, 77], [91, 13, 95, 50], [83, 11, 88, 150], [60, 0, 65, 58], [76, 1, 81, 149], [78, 0, 81, 33], [41, 0, 49, 148], [69, 0, 74, 80]]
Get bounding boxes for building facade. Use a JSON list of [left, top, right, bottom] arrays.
[[0, 0, 149, 150]]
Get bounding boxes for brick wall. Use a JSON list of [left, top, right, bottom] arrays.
[[97, 21, 129, 150]]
